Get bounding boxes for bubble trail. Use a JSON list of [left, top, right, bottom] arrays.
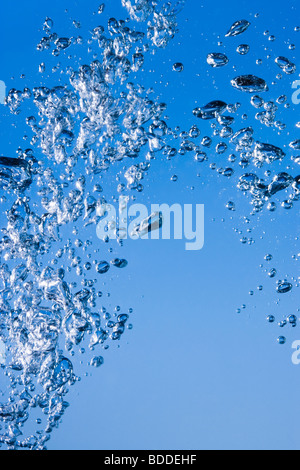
[[0, 0, 185, 449]]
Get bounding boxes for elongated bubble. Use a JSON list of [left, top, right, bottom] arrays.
[[193, 101, 227, 120], [207, 52, 229, 68], [231, 75, 268, 93], [225, 19, 251, 38]]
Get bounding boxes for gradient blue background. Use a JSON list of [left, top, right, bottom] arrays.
[[0, 0, 299, 450]]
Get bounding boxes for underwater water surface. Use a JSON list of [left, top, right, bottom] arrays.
[[0, 0, 299, 450]]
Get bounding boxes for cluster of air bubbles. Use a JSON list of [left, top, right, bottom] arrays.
[[255, 251, 298, 345], [0, 0, 299, 449], [190, 15, 299, 351], [0, 0, 187, 450], [275, 56, 296, 75], [122, 0, 186, 48]]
